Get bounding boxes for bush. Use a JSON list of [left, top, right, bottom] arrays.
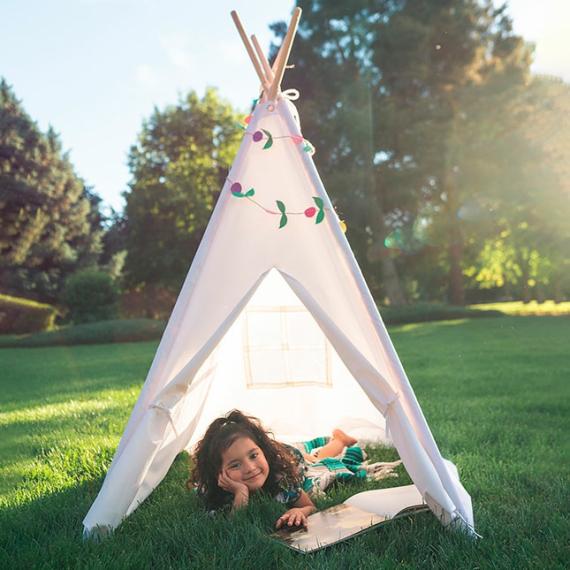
[[0, 293, 58, 334], [63, 270, 119, 324]]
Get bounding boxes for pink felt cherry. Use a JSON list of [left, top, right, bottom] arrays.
[[244, 114, 252, 124], [291, 135, 304, 145], [304, 207, 317, 218]]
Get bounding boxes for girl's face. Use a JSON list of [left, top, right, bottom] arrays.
[[220, 436, 269, 491]]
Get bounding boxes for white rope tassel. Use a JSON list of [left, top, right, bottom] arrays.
[[281, 88, 300, 101]]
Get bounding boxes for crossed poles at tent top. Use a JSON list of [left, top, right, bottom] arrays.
[[231, 7, 302, 102]]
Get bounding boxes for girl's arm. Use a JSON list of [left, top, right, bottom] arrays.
[[275, 491, 316, 528], [218, 471, 249, 512], [231, 488, 249, 511]]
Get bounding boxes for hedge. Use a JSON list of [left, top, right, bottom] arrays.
[[0, 293, 58, 334], [0, 318, 165, 348]]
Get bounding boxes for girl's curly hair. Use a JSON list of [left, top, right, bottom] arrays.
[[189, 410, 302, 511]]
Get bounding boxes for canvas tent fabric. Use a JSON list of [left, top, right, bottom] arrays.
[[83, 11, 474, 539]]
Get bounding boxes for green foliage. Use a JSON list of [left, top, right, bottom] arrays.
[[0, 318, 569, 567], [462, 76, 570, 302], [272, 2, 570, 306], [0, 318, 165, 348], [63, 270, 119, 324], [0, 79, 104, 302], [0, 293, 57, 334], [124, 88, 241, 292]]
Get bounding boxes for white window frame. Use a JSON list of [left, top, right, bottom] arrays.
[[243, 305, 332, 389]]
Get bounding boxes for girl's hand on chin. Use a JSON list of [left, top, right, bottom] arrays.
[[217, 471, 249, 498], [275, 508, 308, 529]]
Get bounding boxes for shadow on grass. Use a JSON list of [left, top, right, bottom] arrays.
[[2, 444, 569, 570], [1, 452, 472, 570]]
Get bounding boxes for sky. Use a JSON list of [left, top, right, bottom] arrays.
[[1, 0, 568, 214]]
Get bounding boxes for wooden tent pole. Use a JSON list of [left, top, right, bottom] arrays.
[[251, 35, 274, 82], [268, 7, 301, 101], [253, 35, 285, 102], [230, 10, 270, 89]]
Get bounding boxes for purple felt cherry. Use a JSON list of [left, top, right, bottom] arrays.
[[252, 130, 263, 142], [230, 182, 242, 194]]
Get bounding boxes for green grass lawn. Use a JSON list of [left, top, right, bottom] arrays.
[[0, 317, 568, 568]]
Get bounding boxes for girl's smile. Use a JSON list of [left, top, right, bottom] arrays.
[[221, 437, 270, 491]]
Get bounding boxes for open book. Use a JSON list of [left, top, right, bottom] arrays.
[[271, 484, 430, 554]]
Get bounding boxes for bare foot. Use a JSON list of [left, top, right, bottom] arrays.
[[331, 428, 357, 447]]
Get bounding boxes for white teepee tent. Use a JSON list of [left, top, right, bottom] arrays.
[[83, 8, 474, 537]]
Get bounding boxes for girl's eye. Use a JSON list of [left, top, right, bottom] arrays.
[[250, 452, 258, 459], [229, 463, 240, 470]]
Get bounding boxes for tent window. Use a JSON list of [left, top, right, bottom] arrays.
[[243, 306, 332, 388]]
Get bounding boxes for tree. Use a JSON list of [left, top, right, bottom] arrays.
[[100, 208, 128, 282], [464, 75, 570, 302], [123, 88, 241, 292], [373, 0, 535, 304], [273, 0, 534, 305], [271, 0, 409, 305], [0, 79, 103, 302]]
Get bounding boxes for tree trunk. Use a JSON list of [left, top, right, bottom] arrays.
[[369, 181, 407, 306], [504, 280, 514, 301], [520, 262, 532, 303], [440, 98, 466, 306], [448, 239, 465, 305], [381, 255, 407, 306], [361, 74, 407, 307], [536, 283, 546, 303], [442, 150, 465, 306], [553, 276, 563, 303]]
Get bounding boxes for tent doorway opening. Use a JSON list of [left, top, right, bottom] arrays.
[[188, 268, 389, 448]]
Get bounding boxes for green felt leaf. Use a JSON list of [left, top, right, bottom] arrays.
[[279, 213, 288, 228], [316, 210, 325, 224], [276, 200, 286, 213], [313, 197, 324, 210], [237, 123, 246, 130], [245, 188, 255, 197], [231, 191, 245, 198], [261, 129, 273, 150], [303, 140, 315, 155]]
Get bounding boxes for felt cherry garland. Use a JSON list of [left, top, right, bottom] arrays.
[[230, 183, 255, 198], [254, 129, 273, 149], [237, 114, 316, 156], [249, 126, 315, 155], [229, 182, 326, 230]]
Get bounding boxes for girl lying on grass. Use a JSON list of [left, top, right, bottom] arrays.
[[189, 410, 401, 529]]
